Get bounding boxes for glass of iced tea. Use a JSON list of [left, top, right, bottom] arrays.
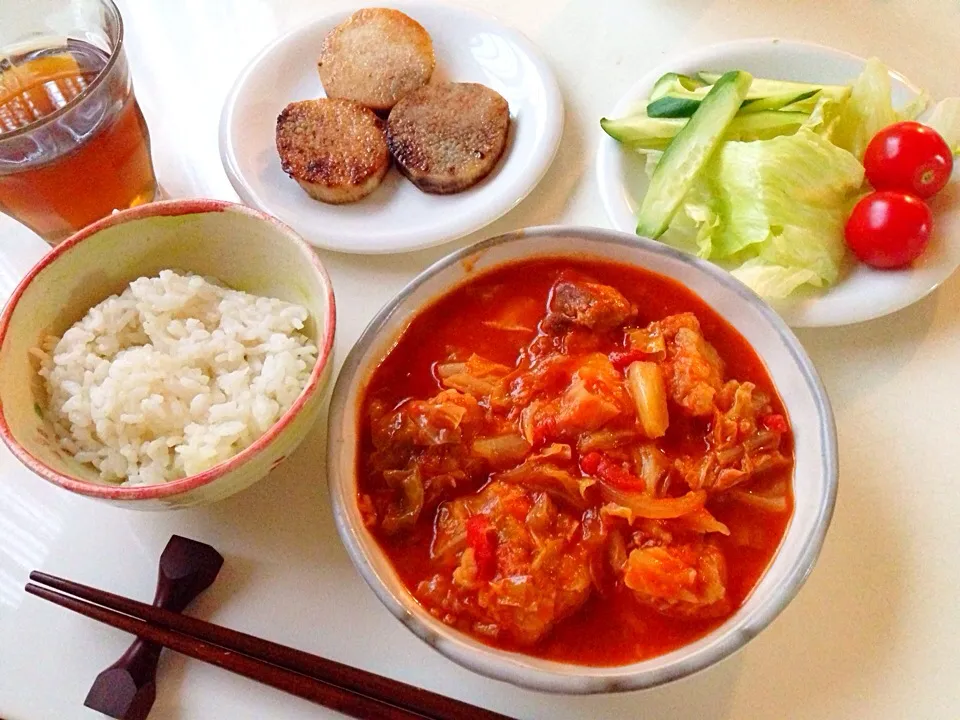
[[0, 0, 157, 244]]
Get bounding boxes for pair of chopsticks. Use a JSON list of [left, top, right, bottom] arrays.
[[26, 572, 516, 720]]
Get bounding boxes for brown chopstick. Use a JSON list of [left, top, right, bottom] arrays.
[[26, 572, 516, 720], [26, 583, 420, 720]]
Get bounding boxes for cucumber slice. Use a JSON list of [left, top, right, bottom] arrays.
[[726, 110, 808, 139], [740, 89, 819, 113], [649, 72, 707, 102], [697, 72, 850, 102], [600, 115, 683, 150], [601, 109, 807, 149], [646, 95, 703, 118], [636, 70, 752, 238], [649, 89, 818, 118]]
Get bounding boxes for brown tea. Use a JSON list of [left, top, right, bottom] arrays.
[[0, 40, 156, 243]]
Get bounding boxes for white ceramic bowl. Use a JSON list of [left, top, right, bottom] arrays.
[[328, 226, 838, 693]]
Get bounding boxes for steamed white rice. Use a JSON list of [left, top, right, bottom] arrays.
[[35, 270, 318, 485]]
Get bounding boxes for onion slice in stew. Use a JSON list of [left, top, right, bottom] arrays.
[[728, 489, 788, 513], [495, 445, 589, 510], [599, 482, 706, 519], [675, 507, 731, 535], [497, 464, 590, 510], [471, 434, 532, 468]]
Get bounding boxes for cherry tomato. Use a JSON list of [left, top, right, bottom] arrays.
[[863, 121, 954, 199], [844, 191, 932, 269]]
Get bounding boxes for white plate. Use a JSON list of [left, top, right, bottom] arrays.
[[596, 38, 960, 328], [0, 214, 50, 307], [220, 1, 563, 254]]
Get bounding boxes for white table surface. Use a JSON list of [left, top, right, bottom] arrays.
[[2, 0, 960, 718]]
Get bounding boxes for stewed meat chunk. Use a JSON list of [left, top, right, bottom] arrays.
[[623, 541, 729, 618], [543, 276, 637, 334], [639, 313, 725, 417], [419, 482, 594, 645]]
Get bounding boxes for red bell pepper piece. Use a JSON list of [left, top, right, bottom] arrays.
[[530, 415, 557, 446], [466, 515, 498, 581], [762, 414, 789, 434], [580, 451, 646, 492], [580, 451, 602, 476], [608, 349, 648, 373]]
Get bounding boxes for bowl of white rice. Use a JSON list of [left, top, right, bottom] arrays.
[[0, 199, 335, 509]]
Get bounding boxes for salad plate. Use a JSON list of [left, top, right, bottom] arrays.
[[220, 1, 563, 255], [596, 38, 960, 328]]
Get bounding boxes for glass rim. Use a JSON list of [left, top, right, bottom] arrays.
[[0, 0, 125, 142]]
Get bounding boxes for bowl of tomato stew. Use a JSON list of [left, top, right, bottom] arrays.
[[328, 226, 837, 693]]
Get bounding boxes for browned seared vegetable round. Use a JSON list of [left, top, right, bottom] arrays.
[[275, 98, 389, 205], [318, 8, 435, 112], [387, 82, 510, 194]]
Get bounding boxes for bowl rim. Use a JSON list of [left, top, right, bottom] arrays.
[[328, 225, 838, 693], [0, 198, 337, 501]]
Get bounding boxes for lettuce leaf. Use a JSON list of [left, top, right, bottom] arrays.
[[898, 90, 932, 122], [640, 152, 720, 257], [829, 57, 930, 159], [803, 94, 846, 137], [649, 128, 864, 298], [729, 263, 824, 298], [927, 97, 960, 154], [829, 57, 898, 159]]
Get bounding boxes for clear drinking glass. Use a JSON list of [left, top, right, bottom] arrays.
[[0, 0, 157, 244]]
